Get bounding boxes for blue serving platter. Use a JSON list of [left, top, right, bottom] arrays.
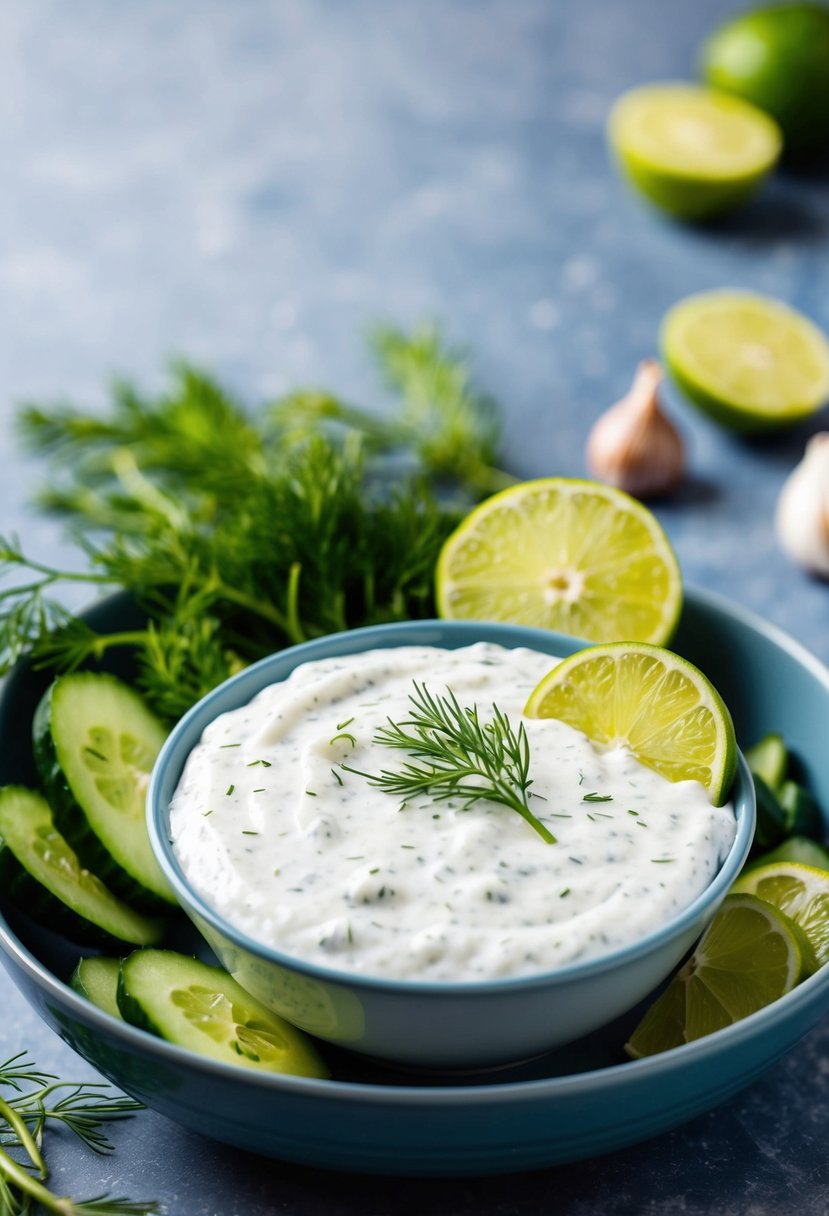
[[1, 586, 829, 1176]]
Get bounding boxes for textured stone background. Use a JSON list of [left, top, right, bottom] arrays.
[[1, 1, 828, 1212]]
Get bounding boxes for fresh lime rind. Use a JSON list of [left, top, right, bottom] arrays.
[[436, 478, 682, 647], [608, 83, 781, 220], [625, 892, 805, 1058], [662, 291, 829, 432], [524, 640, 737, 806]]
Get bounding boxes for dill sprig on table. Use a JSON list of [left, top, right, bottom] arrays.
[[343, 681, 555, 844], [0, 324, 509, 722], [0, 1053, 159, 1216]]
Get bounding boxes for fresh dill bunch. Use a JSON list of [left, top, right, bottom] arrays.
[[2, 326, 498, 721], [0, 1053, 159, 1216], [344, 681, 555, 844], [271, 323, 514, 498]]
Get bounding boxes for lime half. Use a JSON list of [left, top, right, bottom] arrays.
[[625, 892, 806, 1058], [731, 861, 829, 968], [663, 291, 829, 432], [608, 83, 781, 219], [436, 478, 682, 645], [524, 641, 737, 805]]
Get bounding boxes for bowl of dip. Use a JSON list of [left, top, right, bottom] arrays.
[[147, 619, 755, 1069]]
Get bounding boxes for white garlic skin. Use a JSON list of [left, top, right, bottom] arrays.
[[586, 359, 684, 499], [775, 432, 829, 579]]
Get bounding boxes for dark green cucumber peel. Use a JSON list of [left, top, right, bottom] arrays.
[[0, 787, 166, 948], [33, 674, 177, 913], [117, 949, 329, 1079], [69, 955, 124, 1019]]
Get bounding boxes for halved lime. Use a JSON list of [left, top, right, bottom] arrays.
[[662, 291, 829, 432], [524, 641, 737, 805], [608, 83, 781, 219], [436, 479, 682, 645], [731, 861, 829, 967], [625, 892, 806, 1058]]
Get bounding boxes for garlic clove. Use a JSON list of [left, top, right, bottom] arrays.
[[775, 432, 829, 579], [586, 360, 684, 499]]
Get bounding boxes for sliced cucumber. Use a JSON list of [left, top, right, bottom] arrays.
[[34, 673, 176, 912], [746, 732, 788, 792], [0, 787, 166, 947], [117, 950, 329, 1079], [779, 780, 823, 841], [744, 835, 829, 874], [752, 771, 787, 851], [70, 955, 123, 1019]]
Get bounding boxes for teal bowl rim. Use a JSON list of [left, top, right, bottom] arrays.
[[146, 616, 756, 998]]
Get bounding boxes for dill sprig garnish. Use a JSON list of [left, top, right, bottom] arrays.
[[0, 1053, 158, 1215], [343, 682, 555, 844]]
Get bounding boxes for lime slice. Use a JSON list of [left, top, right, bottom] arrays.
[[662, 290, 829, 432], [701, 3, 829, 161], [524, 641, 737, 805], [436, 478, 682, 645], [731, 861, 829, 968], [625, 892, 806, 1058], [608, 83, 781, 219]]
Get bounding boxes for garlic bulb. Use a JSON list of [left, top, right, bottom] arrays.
[[775, 432, 829, 578], [586, 360, 684, 499]]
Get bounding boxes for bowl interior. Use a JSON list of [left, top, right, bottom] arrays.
[[146, 616, 755, 997]]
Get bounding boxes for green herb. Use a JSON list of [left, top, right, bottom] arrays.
[[582, 792, 613, 803], [0, 1052, 158, 1216], [2, 324, 507, 722], [343, 681, 554, 844]]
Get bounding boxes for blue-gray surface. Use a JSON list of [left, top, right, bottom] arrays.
[[1, 0, 828, 1212]]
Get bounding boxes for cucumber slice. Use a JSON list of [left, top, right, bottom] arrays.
[[752, 771, 787, 851], [744, 836, 829, 874], [34, 673, 176, 912], [779, 780, 823, 841], [70, 955, 123, 1019], [117, 950, 329, 1079], [746, 732, 788, 791], [0, 787, 166, 947]]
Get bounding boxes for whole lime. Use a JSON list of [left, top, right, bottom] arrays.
[[701, 3, 829, 160]]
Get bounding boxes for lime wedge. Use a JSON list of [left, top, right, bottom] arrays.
[[436, 478, 682, 645], [625, 892, 806, 1058], [524, 641, 737, 805], [731, 861, 829, 968], [662, 290, 829, 432], [608, 83, 781, 219]]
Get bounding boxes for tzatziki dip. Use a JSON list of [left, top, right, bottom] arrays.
[[169, 643, 737, 982]]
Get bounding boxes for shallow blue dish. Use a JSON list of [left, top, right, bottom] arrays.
[[1, 586, 829, 1175], [147, 618, 754, 1069]]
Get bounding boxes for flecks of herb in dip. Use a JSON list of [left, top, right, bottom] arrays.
[[169, 644, 737, 982]]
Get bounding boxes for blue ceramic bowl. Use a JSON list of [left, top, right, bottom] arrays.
[[2, 587, 828, 1175], [146, 619, 755, 1069]]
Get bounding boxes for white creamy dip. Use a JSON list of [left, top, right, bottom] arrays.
[[169, 643, 737, 982]]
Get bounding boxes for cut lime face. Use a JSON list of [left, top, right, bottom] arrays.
[[662, 291, 829, 432], [524, 641, 737, 805], [608, 83, 781, 219], [625, 892, 806, 1058], [436, 478, 682, 646], [731, 861, 829, 968]]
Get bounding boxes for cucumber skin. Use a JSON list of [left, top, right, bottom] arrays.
[[0, 842, 165, 950], [116, 951, 174, 1037], [33, 681, 171, 915]]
